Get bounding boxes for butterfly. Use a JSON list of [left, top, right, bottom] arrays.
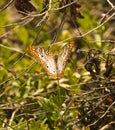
[[28, 42, 74, 79]]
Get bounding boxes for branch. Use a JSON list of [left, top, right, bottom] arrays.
[[107, 0, 115, 8], [0, 0, 14, 12], [88, 101, 115, 127]]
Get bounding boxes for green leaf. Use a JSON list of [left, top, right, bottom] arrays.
[[38, 97, 54, 112], [0, 68, 8, 82], [16, 27, 29, 44]]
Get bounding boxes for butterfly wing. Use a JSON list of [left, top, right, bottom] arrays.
[[57, 42, 74, 77], [29, 41, 74, 79], [29, 46, 57, 79]]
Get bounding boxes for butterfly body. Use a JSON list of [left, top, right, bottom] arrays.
[[29, 42, 74, 79]]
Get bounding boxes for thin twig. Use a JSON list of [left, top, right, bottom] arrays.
[[0, 62, 35, 86], [0, 0, 14, 12], [8, 109, 19, 130], [56, 12, 115, 43], [0, 44, 31, 58], [36, 0, 52, 27], [88, 101, 115, 127], [107, 0, 115, 8]]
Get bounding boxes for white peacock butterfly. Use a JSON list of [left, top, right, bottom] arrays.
[[28, 41, 74, 79]]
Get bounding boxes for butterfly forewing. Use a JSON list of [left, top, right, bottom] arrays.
[[57, 42, 74, 74], [29, 46, 57, 78]]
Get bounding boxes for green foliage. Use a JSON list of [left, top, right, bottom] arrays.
[[78, 8, 98, 31], [0, 0, 115, 130], [15, 27, 29, 45]]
